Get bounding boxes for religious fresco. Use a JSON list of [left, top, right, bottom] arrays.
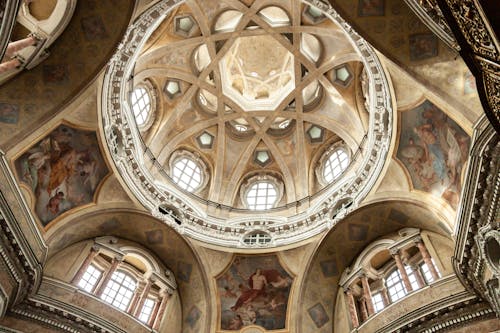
[[409, 33, 438, 61], [15, 125, 109, 226], [397, 100, 470, 208], [217, 255, 293, 331]]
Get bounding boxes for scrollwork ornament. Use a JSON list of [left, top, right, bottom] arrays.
[[445, 0, 499, 61]]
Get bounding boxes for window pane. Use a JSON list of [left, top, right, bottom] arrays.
[[172, 157, 203, 192], [78, 264, 102, 293], [323, 148, 349, 183], [372, 292, 385, 313], [138, 298, 156, 324], [131, 87, 152, 127], [246, 181, 278, 210], [101, 271, 137, 311], [386, 270, 407, 302]]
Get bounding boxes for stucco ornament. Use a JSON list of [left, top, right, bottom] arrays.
[[100, 0, 393, 248]]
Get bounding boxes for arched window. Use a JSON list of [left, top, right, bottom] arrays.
[[101, 271, 137, 311], [246, 181, 278, 210], [386, 269, 406, 302], [130, 85, 154, 129], [323, 148, 349, 183], [172, 157, 203, 192]]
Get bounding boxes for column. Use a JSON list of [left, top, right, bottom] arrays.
[[133, 278, 153, 317], [345, 288, 359, 328], [359, 297, 368, 322], [410, 264, 425, 288], [416, 240, 440, 281], [71, 245, 99, 284], [361, 274, 375, 316], [5, 36, 37, 58], [127, 281, 144, 315], [95, 255, 123, 297], [153, 292, 171, 331], [380, 286, 390, 306], [391, 250, 413, 292], [0, 58, 20, 74]]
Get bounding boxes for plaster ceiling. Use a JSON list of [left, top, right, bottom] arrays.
[[101, 0, 393, 247]]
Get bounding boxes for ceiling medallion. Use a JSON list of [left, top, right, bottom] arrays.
[[101, 0, 393, 248]]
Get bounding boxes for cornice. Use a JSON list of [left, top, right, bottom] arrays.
[[9, 295, 129, 333], [395, 296, 494, 333], [452, 116, 500, 315], [100, 0, 394, 248]]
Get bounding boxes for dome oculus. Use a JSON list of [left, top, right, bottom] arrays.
[[102, 0, 393, 248]]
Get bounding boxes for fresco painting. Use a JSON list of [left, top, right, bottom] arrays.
[[186, 306, 201, 328], [16, 125, 109, 226], [217, 255, 293, 330], [464, 71, 476, 94], [397, 100, 470, 208], [409, 33, 438, 61], [358, 0, 385, 16], [0, 102, 19, 124], [308, 302, 329, 328]]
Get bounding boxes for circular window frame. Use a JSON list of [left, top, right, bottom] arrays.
[[168, 150, 209, 194], [240, 174, 284, 210], [130, 80, 157, 132], [315, 142, 351, 187]]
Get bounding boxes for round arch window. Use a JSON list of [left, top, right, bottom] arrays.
[[322, 147, 349, 184], [130, 83, 156, 130], [169, 150, 208, 193]]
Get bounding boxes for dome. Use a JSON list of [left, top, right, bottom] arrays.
[[101, 0, 393, 247]]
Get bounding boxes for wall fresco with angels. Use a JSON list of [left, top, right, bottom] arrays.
[[397, 100, 470, 208], [15, 125, 109, 226], [217, 254, 293, 331]]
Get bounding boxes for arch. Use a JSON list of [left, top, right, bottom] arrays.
[[44, 208, 213, 333], [296, 200, 453, 332]]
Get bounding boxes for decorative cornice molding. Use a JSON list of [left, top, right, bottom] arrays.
[[0, 153, 46, 312], [396, 296, 494, 333], [9, 294, 138, 333], [100, 0, 393, 248], [453, 116, 500, 315]]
